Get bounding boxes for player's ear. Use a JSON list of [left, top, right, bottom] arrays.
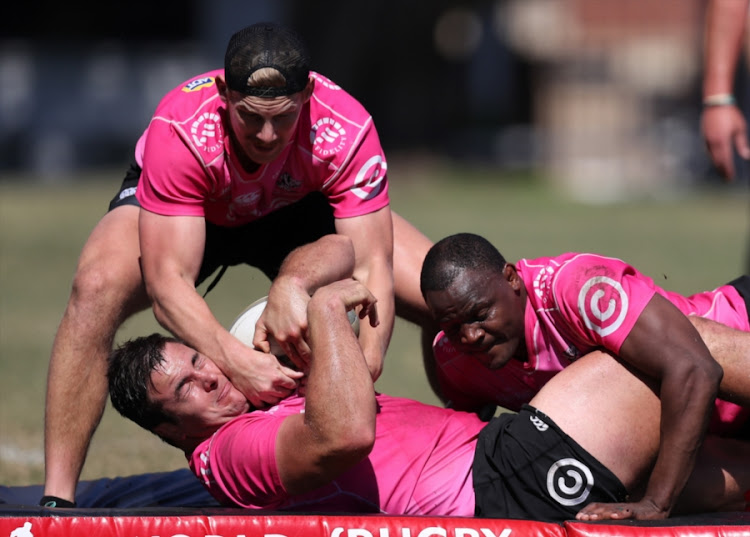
[[215, 75, 229, 104], [503, 263, 522, 290], [301, 75, 315, 103]]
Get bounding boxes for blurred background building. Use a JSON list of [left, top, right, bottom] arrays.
[[1, 0, 747, 201]]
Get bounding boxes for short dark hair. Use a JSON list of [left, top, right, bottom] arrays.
[[107, 333, 180, 437], [224, 22, 311, 97], [420, 233, 507, 295]]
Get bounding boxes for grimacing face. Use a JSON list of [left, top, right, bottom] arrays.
[[224, 89, 308, 166], [425, 266, 527, 370], [149, 342, 250, 442]]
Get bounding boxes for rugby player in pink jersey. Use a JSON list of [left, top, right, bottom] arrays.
[[107, 235, 750, 521], [40, 22, 435, 509], [420, 232, 750, 521]]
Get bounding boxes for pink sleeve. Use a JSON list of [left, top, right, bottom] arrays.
[[551, 254, 656, 353], [323, 119, 389, 218], [199, 413, 287, 509], [136, 119, 215, 217]]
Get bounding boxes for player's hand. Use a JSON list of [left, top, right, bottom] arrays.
[[576, 499, 669, 521], [254, 279, 312, 371], [310, 279, 379, 329], [701, 105, 750, 181], [231, 347, 304, 408]]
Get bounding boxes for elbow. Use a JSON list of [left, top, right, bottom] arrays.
[[688, 357, 723, 401], [705, 359, 724, 394], [339, 421, 376, 461], [325, 420, 376, 468]]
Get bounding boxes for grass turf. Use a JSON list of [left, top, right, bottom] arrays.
[[0, 164, 746, 485]]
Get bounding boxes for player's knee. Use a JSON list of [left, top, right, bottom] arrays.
[[70, 257, 141, 307]]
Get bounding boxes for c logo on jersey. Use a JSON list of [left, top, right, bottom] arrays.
[[546, 458, 594, 506], [182, 76, 215, 92], [311, 118, 347, 156], [351, 155, 387, 201], [577, 276, 628, 337], [190, 112, 223, 153]]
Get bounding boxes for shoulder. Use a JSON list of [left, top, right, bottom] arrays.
[[152, 69, 223, 117], [307, 72, 373, 125], [523, 252, 634, 308]]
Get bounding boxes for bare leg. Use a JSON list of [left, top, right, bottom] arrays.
[[532, 352, 661, 491], [391, 212, 443, 400], [691, 315, 750, 406], [533, 351, 750, 516], [43, 206, 150, 502]]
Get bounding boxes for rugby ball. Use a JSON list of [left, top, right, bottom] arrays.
[[229, 296, 360, 357]]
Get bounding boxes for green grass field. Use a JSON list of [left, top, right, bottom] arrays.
[[0, 163, 746, 487]]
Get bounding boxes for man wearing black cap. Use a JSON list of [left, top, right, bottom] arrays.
[[40, 22, 435, 508]]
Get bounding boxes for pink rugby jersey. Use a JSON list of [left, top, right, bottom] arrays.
[[434, 253, 749, 435], [188, 393, 483, 515], [134, 70, 389, 224]]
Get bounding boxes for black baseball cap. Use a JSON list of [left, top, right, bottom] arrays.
[[224, 22, 311, 97]]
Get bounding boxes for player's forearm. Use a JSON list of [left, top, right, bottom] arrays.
[[149, 276, 242, 373], [703, 0, 749, 96], [356, 262, 394, 380], [276, 234, 355, 294], [306, 284, 377, 454], [641, 370, 718, 514]]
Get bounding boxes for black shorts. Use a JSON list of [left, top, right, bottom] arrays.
[[727, 275, 750, 323], [473, 404, 628, 522], [107, 162, 335, 288]]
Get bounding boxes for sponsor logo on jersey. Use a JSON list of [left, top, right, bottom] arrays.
[[351, 155, 387, 201], [577, 276, 628, 337], [533, 266, 555, 304], [182, 76, 215, 92], [275, 172, 303, 192], [546, 457, 594, 506], [190, 112, 223, 153], [310, 117, 347, 156]]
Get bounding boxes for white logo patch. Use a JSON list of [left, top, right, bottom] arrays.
[[310, 117, 346, 156], [118, 186, 137, 201], [547, 457, 594, 506], [191, 112, 223, 153], [351, 155, 387, 200], [533, 266, 555, 302], [577, 276, 628, 337], [529, 414, 549, 432]]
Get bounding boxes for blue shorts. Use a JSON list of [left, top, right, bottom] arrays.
[[473, 404, 628, 522]]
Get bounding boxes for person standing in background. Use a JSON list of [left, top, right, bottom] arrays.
[[701, 0, 750, 270]]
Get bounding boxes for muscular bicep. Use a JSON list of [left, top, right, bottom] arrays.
[[138, 209, 206, 287], [275, 413, 360, 495], [619, 293, 716, 379]]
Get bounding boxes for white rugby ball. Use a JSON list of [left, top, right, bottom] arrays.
[[229, 296, 360, 357]]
